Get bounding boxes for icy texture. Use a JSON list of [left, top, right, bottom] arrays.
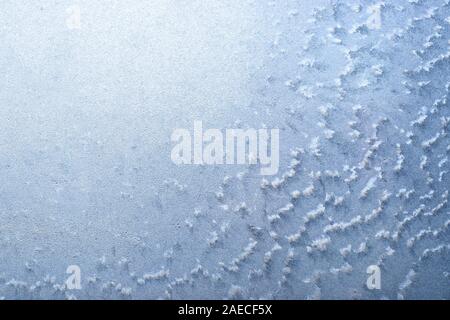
[[0, 0, 449, 299]]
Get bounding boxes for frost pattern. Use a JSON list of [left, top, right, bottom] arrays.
[[0, 0, 449, 299]]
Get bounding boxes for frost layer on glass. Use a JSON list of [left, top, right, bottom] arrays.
[[0, 0, 449, 299]]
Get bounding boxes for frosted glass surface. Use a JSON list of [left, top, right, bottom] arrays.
[[0, 0, 448, 299]]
